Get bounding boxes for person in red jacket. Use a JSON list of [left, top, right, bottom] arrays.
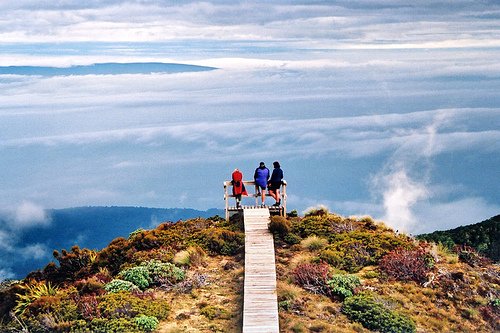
[[231, 168, 247, 208]]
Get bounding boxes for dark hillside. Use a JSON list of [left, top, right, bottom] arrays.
[[4, 206, 223, 279], [417, 215, 499, 262]]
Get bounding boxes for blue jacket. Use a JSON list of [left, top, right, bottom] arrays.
[[254, 166, 270, 188]]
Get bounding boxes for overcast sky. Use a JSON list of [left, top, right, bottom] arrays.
[[1, 1, 499, 274]]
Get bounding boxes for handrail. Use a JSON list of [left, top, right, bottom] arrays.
[[223, 180, 287, 220]]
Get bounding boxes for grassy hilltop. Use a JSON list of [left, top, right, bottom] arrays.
[[0, 208, 499, 332]]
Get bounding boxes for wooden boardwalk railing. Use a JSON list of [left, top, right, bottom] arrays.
[[223, 180, 287, 221], [242, 208, 279, 333]]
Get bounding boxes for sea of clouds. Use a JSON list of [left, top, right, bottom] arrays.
[[0, 1, 499, 280]]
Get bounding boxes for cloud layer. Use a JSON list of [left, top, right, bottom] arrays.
[[0, 202, 51, 280], [0, 0, 499, 242]]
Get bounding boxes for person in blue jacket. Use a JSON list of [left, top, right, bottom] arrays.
[[268, 161, 283, 206], [254, 161, 270, 206]]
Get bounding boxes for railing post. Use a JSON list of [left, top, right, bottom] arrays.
[[281, 180, 287, 218], [224, 181, 229, 221]]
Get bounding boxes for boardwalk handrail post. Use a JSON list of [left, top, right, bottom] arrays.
[[281, 180, 287, 218], [224, 181, 229, 221]]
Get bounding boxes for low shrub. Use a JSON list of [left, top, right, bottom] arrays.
[[379, 246, 434, 284], [131, 247, 174, 264], [293, 215, 333, 238], [76, 295, 101, 320], [104, 279, 139, 293], [129, 228, 146, 240], [134, 314, 159, 332], [96, 238, 132, 276], [200, 305, 229, 320], [45, 246, 97, 283], [327, 274, 361, 299], [83, 317, 139, 333], [119, 266, 150, 290], [480, 300, 500, 331], [454, 244, 491, 267], [130, 232, 160, 251], [284, 233, 302, 245], [342, 294, 416, 333], [320, 242, 371, 273], [192, 229, 244, 255], [277, 282, 304, 313], [268, 216, 291, 237], [98, 291, 170, 320], [74, 277, 105, 296], [320, 231, 414, 273], [292, 262, 330, 296], [141, 260, 185, 286], [170, 272, 208, 294]]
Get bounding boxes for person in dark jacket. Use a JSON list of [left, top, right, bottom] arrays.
[[254, 162, 270, 206], [268, 161, 283, 206]]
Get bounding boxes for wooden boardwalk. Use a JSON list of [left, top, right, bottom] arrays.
[[242, 208, 279, 333]]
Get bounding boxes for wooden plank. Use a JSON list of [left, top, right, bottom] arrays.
[[242, 208, 279, 333]]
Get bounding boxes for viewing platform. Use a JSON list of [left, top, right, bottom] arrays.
[[223, 180, 287, 221]]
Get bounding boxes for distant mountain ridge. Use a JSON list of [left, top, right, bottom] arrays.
[[0, 62, 217, 76], [417, 215, 499, 262], [4, 206, 224, 279]]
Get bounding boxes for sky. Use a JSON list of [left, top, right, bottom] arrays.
[[0, 0, 499, 272]]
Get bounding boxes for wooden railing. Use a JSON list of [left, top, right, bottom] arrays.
[[223, 180, 287, 220]]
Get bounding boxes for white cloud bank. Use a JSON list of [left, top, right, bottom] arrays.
[[0, 0, 498, 239], [0, 201, 52, 281], [13, 201, 51, 229]]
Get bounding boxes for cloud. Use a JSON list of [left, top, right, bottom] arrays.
[[413, 197, 500, 234], [376, 169, 429, 232], [20, 243, 51, 260], [0, 201, 51, 281], [0, 0, 498, 48], [2, 108, 497, 163], [12, 201, 51, 230], [0, 267, 15, 281]]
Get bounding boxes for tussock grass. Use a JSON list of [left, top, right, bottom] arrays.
[[300, 235, 328, 251]]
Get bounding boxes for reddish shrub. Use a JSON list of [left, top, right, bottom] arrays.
[[454, 244, 491, 267], [96, 238, 131, 275], [130, 231, 160, 251], [76, 295, 101, 320], [379, 246, 434, 284], [74, 278, 105, 296], [292, 262, 331, 295], [44, 246, 96, 283], [480, 302, 500, 331]]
